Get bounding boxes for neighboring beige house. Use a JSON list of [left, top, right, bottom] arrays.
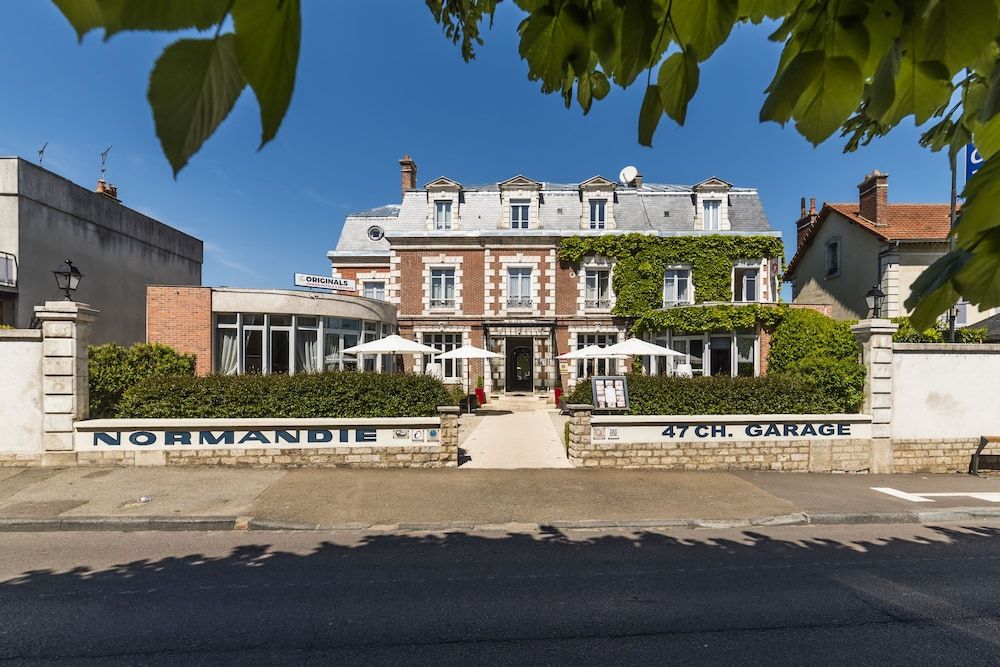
[[785, 170, 997, 325]]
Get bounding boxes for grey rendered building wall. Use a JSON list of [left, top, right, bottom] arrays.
[[1, 158, 202, 343], [791, 212, 882, 320]]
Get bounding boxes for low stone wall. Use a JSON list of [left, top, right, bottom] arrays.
[[567, 405, 874, 472], [891, 438, 981, 474], [0, 410, 459, 468]]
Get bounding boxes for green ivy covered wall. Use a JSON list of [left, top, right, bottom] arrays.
[[557, 234, 786, 332]]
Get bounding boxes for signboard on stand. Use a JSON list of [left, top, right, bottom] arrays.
[[591, 376, 629, 411]]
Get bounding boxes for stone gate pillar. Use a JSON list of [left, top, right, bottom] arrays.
[[851, 318, 897, 473], [34, 301, 98, 461]]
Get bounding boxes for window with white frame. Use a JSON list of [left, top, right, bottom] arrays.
[[363, 280, 385, 301], [423, 332, 462, 380], [584, 269, 611, 309], [575, 333, 619, 378], [430, 268, 456, 308], [214, 314, 380, 375], [589, 199, 606, 229], [703, 200, 721, 230], [825, 240, 840, 277], [510, 199, 530, 229], [434, 200, 452, 230], [663, 267, 692, 305], [507, 268, 532, 309], [734, 264, 759, 302], [670, 336, 705, 376]]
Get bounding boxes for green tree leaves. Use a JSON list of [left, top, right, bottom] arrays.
[[233, 0, 301, 149], [148, 36, 246, 176], [44, 0, 1000, 325], [52, 0, 300, 176], [658, 50, 699, 124]]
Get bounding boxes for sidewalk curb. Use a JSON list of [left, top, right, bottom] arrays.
[[0, 508, 998, 532]]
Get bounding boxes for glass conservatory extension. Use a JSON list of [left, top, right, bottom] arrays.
[[208, 288, 398, 375]]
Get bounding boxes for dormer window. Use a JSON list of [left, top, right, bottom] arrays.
[[589, 199, 606, 229], [703, 200, 721, 230], [511, 199, 530, 229], [434, 201, 452, 230]]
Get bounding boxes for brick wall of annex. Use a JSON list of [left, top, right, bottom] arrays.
[[146, 286, 213, 375]]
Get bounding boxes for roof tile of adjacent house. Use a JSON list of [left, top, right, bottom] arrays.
[[826, 202, 953, 241]]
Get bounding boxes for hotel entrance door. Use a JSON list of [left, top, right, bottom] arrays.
[[505, 337, 533, 392]]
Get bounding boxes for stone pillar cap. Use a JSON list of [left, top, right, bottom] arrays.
[[34, 301, 99, 322], [437, 406, 461, 414], [850, 318, 898, 335], [566, 403, 595, 410]]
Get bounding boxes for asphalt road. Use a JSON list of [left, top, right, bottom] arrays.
[[2, 523, 1000, 665]]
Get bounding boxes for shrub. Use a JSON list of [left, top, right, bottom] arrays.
[[89, 343, 196, 418], [117, 371, 452, 418], [767, 308, 858, 371], [568, 373, 859, 415], [0, 324, 13, 330], [764, 308, 864, 412], [892, 317, 987, 343]]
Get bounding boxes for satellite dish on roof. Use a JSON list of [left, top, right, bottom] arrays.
[[619, 165, 638, 185]]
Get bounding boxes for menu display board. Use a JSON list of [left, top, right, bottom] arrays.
[[591, 376, 629, 411]]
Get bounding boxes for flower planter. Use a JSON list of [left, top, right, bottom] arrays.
[[475, 387, 486, 405]]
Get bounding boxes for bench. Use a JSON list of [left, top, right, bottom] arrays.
[[970, 436, 1000, 475]]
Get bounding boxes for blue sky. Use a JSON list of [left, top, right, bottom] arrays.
[[0, 2, 953, 291]]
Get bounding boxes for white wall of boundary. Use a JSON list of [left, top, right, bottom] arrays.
[[891, 343, 1000, 440], [0, 330, 43, 452]]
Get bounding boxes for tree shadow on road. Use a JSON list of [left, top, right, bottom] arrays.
[[2, 524, 1000, 662]]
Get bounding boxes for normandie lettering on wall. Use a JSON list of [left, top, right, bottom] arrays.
[[93, 429, 378, 447]]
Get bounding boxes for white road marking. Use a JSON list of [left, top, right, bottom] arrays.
[[870, 487, 934, 502], [871, 488, 1000, 503]]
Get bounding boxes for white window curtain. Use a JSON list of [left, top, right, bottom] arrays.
[[218, 329, 239, 375], [704, 200, 720, 230], [296, 330, 320, 373]]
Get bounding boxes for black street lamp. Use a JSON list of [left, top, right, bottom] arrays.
[[53, 259, 82, 300], [865, 284, 886, 319]]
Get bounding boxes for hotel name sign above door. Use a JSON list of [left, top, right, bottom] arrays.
[[294, 272, 356, 291]]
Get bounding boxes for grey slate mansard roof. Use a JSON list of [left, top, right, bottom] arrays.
[[331, 179, 774, 256]]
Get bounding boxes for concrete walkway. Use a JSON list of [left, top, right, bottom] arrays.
[[460, 410, 573, 469]]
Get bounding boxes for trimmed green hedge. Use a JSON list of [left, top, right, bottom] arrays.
[[567, 373, 858, 415], [116, 371, 452, 418], [89, 343, 196, 418]]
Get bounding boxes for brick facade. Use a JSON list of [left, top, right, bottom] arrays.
[[147, 286, 213, 375]]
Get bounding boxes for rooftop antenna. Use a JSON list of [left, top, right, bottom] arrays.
[[37, 142, 48, 165], [99, 145, 112, 182]]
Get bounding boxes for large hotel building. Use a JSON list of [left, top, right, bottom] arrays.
[[327, 156, 782, 396]]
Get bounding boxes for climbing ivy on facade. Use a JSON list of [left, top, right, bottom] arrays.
[[557, 234, 785, 320]]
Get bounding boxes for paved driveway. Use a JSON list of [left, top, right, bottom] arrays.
[[460, 409, 573, 468]]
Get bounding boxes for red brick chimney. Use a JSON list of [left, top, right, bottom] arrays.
[[399, 155, 417, 199], [795, 196, 818, 249], [96, 179, 120, 202], [858, 170, 888, 223]]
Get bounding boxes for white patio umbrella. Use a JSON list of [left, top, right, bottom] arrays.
[[602, 338, 686, 357], [602, 337, 686, 376], [435, 344, 504, 413], [342, 334, 440, 373], [557, 344, 627, 360]]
